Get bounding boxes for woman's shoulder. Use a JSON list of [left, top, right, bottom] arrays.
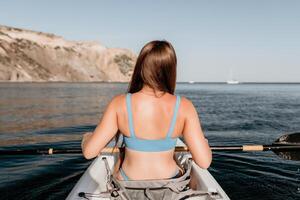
[[104, 93, 126, 112], [178, 95, 195, 109], [112, 93, 126, 101], [178, 95, 197, 117], [110, 93, 126, 105]]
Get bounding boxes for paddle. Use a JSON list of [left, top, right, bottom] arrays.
[[0, 132, 299, 161]]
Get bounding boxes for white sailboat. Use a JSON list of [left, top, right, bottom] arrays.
[[226, 79, 239, 84], [226, 69, 239, 84]]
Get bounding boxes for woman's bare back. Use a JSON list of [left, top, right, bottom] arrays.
[[116, 91, 184, 180]]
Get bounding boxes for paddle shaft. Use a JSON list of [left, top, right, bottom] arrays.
[[1, 144, 299, 155]]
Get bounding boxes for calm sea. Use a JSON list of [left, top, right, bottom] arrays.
[[0, 83, 300, 200]]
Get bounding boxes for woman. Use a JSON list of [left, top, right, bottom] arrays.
[[81, 40, 212, 181]]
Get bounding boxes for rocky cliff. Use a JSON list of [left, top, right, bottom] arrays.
[[0, 25, 136, 82]]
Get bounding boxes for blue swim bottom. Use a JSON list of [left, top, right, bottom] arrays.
[[119, 167, 182, 181]]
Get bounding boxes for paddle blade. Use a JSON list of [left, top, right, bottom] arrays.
[[272, 132, 300, 161], [273, 149, 300, 161], [273, 132, 300, 145]]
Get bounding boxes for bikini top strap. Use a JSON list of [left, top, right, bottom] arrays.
[[126, 93, 136, 138], [166, 95, 181, 138]]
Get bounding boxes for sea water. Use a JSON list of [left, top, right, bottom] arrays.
[[0, 83, 299, 200]]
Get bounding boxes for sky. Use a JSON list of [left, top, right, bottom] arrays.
[[0, 0, 299, 82]]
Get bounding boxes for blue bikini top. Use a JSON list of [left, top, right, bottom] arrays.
[[123, 93, 181, 152]]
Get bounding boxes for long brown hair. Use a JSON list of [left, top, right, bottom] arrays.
[[113, 40, 177, 153], [128, 40, 177, 94]]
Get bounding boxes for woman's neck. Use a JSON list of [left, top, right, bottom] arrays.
[[140, 85, 165, 97]]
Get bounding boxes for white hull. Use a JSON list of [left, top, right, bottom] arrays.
[[66, 141, 230, 200], [226, 80, 239, 84]]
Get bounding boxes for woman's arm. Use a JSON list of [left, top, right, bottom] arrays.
[[81, 95, 121, 159], [182, 97, 212, 169]]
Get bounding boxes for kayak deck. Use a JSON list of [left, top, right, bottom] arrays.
[[67, 140, 230, 199]]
